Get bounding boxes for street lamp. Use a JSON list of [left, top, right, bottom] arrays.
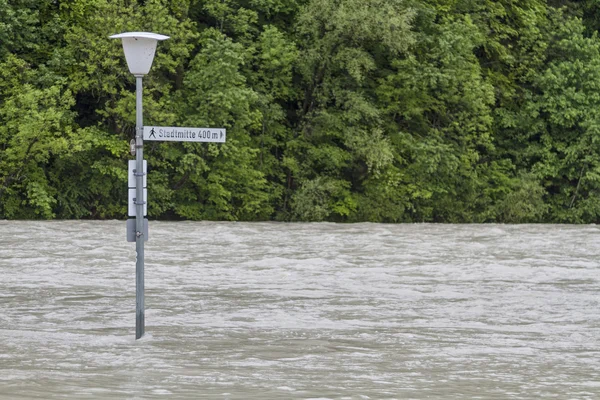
[[110, 31, 169, 339]]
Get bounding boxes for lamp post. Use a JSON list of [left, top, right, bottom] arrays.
[[110, 32, 169, 339]]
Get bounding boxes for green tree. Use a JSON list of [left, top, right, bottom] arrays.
[[514, 16, 600, 222], [167, 29, 272, 220], [0, 56, 96, 218], [48, 0, 198, 218], [378, 13, 497, 222], [288, 0, 415, 221]]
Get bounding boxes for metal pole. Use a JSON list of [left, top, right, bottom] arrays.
[[135, 75, 145, 339]]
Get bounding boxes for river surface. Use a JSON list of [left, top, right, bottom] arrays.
[[0, 221, 599, 399]]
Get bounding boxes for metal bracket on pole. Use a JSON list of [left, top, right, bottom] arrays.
[[135, 128, 144, 148], [127, 218, 148, 242]]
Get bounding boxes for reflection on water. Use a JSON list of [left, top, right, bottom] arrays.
[[0, 221, 599, 399]]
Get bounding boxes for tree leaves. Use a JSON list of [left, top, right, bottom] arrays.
[[1, 0, 600, 222]]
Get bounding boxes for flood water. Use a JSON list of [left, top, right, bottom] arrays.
[[0, 221, 599, 399]]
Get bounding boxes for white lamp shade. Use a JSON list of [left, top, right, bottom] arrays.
[[110, 32, 169, 75]]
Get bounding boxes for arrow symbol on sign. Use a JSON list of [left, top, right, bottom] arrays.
[[220, 130, 224, 139]]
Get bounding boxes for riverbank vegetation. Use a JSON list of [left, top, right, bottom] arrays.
[[2, 0, 600, 222]]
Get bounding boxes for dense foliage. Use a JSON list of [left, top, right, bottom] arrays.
[[2, 0, 600, 222]]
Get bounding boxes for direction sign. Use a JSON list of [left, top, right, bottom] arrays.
[[143, 126, 226, 143], [128, 188, 147, 216]]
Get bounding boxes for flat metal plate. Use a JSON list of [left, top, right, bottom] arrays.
[[127, 218, 148, 242], [128, 188, 147, 217], [128, 160, 147, 188]]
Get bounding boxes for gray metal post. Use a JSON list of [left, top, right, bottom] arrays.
[[135, 75, 145, 339]]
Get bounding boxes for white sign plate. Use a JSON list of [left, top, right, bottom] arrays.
[[128, 188, 147, 217], [128, 160, 147, 188], [143, 126, 226, 142]]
